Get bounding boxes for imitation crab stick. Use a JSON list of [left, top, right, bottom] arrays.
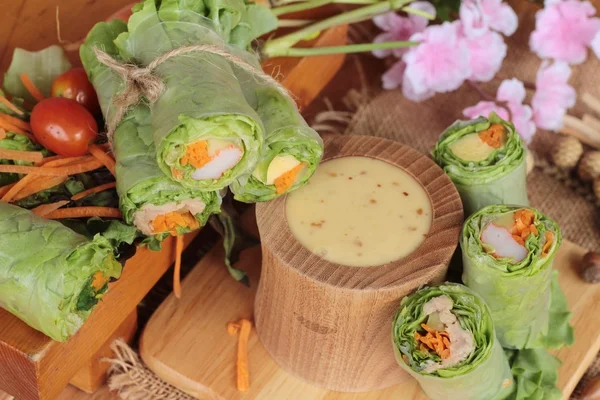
[[174, 139, 243, 181], [481, 209, 541, 263]]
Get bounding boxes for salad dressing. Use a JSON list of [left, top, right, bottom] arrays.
[[286, 156, 432, 267]]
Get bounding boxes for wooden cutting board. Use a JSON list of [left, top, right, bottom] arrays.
[[138, 209, 600, 400]]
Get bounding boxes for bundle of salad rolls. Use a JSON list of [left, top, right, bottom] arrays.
[[392, 113, 575, 400]]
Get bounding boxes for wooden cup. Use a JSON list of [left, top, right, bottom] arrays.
[[254, 135, 464, 392]]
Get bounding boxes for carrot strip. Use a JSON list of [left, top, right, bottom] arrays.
[[0, 95, 24, 116], [0, 149, 43, 163], [71, 182, 116, 201], [0, 114, 31, 131], [31, 200, 70, 217], [43, 206, 122, 219], [227, 319, 252, 392], [12, 175, 68, 201], [20, 73, 45, 102], [0, 128, 6, 140], [173, 234, 184, 299], [42, 155, 93, 167], [0, 159, 103, 176], [0, 183, 15, 197], [88, 144, 116, 176], [1, 174, 37, 202]]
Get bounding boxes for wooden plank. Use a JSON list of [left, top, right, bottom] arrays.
[[69, 310, 138, 393], [139, 211, 600, 400], [0, 233, 198, 400]]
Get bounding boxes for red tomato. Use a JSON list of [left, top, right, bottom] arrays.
[[30, 98, 98, 157], [51, 68, 100, 115]]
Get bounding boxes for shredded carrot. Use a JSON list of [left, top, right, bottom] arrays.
[[31, 200, 70, 217], [20, 73, 45, 102], [0, 120, 34, 137], [0, 183, 15, 197], [227, 319, 252, 392], [88, 144, 116, 176], [542, 231, 554, 258], [0, 95, 24, 116], [152, 212, 199, 235], [274, 163, 306, 194], [43, 206, 122, 219], [173, 234, 184, 299], [0, 149, 43, 163], [415, 323, 451, 359], [0, 159, 103, 176], [0, 128, 6, 140], [479, 124, 505, 148], [91, 271, 108, 291], [0, 113, 31, 131], [171, 168, 183, 180], [1, 174, 37, 202], [43, 155, 94, 167], [71, 182, 116, 201], [12, 175, 68, 201]]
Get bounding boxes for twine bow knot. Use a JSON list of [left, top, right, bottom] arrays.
[[92, 44, 292, 143]]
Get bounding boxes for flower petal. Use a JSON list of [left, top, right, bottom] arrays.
[[466, 30, 507, 82], [497, 78, 526, 104], [382, 60, 406, 90], [408, 1, 437, 32]]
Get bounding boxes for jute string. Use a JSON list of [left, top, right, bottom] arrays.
[[92, 45, 292, 141]]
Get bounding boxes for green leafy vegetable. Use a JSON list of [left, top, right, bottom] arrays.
[[461, 205, 574, 349], [503, 348, 563, 400], [432, 113, 528, 216], [392, 283, 512, 400], [0, 202, 121, 342], [3, 45, 72, 103]]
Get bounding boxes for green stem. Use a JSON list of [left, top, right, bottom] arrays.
[[272, 0, 380, 6], [272, 0, 335, 16], [401, 6, 435, 20], [265, 41, 418, 57], [264, 0, 415, 57], [278, 19, 315, 27]]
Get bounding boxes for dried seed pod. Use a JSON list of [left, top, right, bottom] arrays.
[[581, 377, 600, 400], [582, 251, 600, 283], [578, 151, 600, 182], [551, 135, 583, 169]]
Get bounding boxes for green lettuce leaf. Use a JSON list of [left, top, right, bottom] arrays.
[[0, 202, 122, 341], [432, 113, 528, 216], [3, 45, 72, 103], [392, 283, 512, 400], [502, 348, 563, 400], [461, 205, 573, 349]]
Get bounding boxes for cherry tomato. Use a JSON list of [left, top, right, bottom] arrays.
[[30, 97, 98, 157], [50, 68, 100, 115]]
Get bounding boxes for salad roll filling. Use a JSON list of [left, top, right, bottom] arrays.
[[416, 295, 475, 373], [177, 138, 243, 181], [252, 154, 307, 194], [448, 124, 506, 162], [480, 208, 554, 264], [133, 198, 207, 236]]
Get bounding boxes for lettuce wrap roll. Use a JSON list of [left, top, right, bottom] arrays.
[[98, 0, 273, 191], [392, 283, 513, 400], [0, 202, 122, 341], [461, 205, 574, 349], [114, 104, 222, 237], [432, 113, 528, 216], [229, 87, 323, 202]]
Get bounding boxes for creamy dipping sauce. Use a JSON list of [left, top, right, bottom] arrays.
[[286, 156, 432, 267]]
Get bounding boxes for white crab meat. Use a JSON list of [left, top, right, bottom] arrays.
[[481, 223, 528, 263]]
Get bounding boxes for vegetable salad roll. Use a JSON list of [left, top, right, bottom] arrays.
[[461, 205, 572, 349], [0, 202, 122, 342], [432, 113, 528, 216], [230, 87, 323, 202], [114, 0, 265, 190], [114, 105, 221, 238], [392, 283, 512, 400]]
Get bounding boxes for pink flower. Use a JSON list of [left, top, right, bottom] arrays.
[[372, 2, 436, 59], [402, 22, 471, 97], [592, 30, 600, 58], [531, 62, 576, 131], [460, 0, 518, 38], [381, 60, 405, 90], [464, 79, 537, 143], [530, 0, 600, 64], [464, 30, 507, 82]]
